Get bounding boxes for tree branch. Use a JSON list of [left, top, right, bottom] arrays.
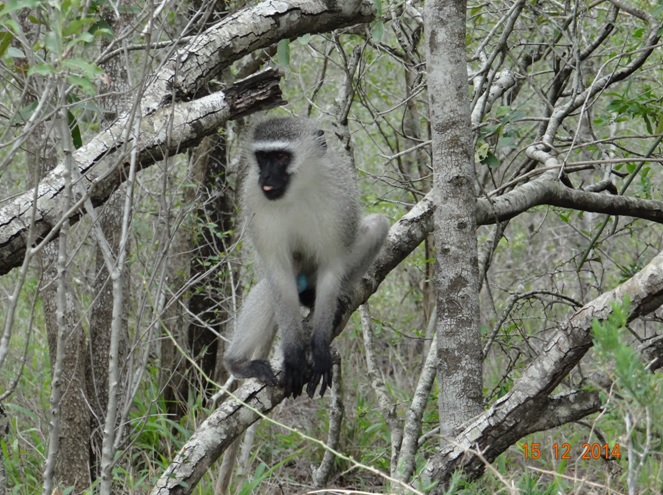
[[542, 3, 661, 144], [423, 245, 663, 489], [477, 170, 663, 225], [149, 190, 439, 493], [150, 381, 285, 495], [148, 0, 375, 105]]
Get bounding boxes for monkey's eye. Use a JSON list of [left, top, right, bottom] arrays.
[[272, 151, 291, 165]]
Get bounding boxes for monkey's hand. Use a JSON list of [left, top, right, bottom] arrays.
[[307, 337, 333, 398], [282, 344, 308, 398]]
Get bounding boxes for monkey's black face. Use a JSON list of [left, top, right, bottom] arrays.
[[255, 150, 292, 200]]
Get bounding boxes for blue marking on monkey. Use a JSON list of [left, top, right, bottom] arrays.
[[297, 273, 308, 294]]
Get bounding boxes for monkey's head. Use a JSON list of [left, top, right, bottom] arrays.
[[248, 117, 327, 201]]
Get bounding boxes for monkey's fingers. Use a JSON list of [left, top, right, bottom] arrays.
[[306, 376, 318, 399], [282, 352, 307, 398], [282, 368, 306, 398], [320, 368, 333, 397], [306, 368, 333, 398]]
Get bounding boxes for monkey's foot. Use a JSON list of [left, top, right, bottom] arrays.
[[225, 358, 278, 387]]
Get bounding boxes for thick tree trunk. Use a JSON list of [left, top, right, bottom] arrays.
[[42, 278, 91, 492], [28, 122, 91, 492], [424, 0, 484, 437]]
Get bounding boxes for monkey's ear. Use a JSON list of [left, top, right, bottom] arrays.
[[314, 129, 327, 151]]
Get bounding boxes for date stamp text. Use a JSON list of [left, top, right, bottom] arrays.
[[522, 443, 621, 460]]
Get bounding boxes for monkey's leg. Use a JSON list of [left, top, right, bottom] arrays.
[[224, 279, 279, 386], [332, 214, 390, 325], [345, 214, 390, 287]]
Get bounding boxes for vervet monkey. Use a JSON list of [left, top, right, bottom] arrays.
[[224, 117, 389, 398]]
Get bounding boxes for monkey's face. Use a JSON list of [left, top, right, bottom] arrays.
[[255, 149, 292, 200]]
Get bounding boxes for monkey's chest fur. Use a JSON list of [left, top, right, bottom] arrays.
[[248, 185, 358, 307]]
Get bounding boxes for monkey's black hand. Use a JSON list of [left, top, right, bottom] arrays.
[[282, 345, 308, 398], [307, 338, 333, 398]]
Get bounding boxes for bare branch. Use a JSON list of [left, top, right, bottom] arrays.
[[149, 0, 375, 105], [396, 330, 438, 483], [360, 304, 402, 478], [150, 382, 285, 495], [477, 170, 663, 226], [312, 358, 344, 487], [542, 4, 661, 144]]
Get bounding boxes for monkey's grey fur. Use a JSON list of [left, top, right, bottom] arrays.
[[224, 117, 389, 398]]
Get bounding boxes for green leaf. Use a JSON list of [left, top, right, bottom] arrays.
[[5, 46, 24, 58], [89, 19, 114, 40], [0, 31, 14, 57], [62, 58, 103, 77], [0, 0, 40, 18], [44, 31, 60, 53], [11, 101, 38, 125], [76, 31, 94, 43], [374, 0, 382, 17], [371, 21, 384, 43], [63, 18, 94, 37], [296, 33, 310, 45], [67, 110, 82, 149], [481, 151, 500, 168], [67, 74, 96, 95], [277, 39, 290, 67], [28, 63, 55, 76], [27, 14, 45, 24]]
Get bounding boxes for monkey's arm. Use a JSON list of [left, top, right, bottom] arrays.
[[266, 264, 310, 398], [308, 268, 343, 398], [223, 279, 279, 386]]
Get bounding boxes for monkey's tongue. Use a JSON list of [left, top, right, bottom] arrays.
[[263, 186, 274, 191]]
